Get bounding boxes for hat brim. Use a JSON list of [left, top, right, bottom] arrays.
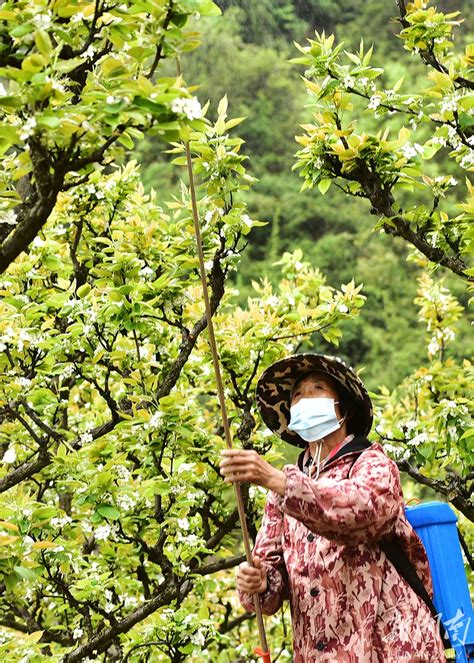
[[256, 354, 373, 448]]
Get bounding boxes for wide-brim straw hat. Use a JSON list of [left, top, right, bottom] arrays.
[[256, 353, 373, 447]]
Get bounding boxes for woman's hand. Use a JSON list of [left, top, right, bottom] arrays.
[[219, 449, 287, 496], [236, 555, 267, 595]]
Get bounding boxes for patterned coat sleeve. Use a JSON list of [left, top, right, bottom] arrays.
[[280, 447, 402, 544], [238, 490, 288, 616]]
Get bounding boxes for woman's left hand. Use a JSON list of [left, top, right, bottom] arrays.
[[219, 449, 287, 496]]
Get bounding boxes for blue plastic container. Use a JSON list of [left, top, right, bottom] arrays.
[[405, 501, 474, 662]]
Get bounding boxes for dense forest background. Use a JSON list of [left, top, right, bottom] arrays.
[[135, 0, 472, 392]]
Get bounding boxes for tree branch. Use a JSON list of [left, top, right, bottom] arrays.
[[147, 1, 175, 80], [342, 160, 471, 280], [398, 459, 474, 522], [194, 553, 245, 576], [0, 617, 73, 646], [61, 578, 193, 662]]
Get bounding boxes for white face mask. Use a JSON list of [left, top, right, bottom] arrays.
[[288, 397, 344, 443]]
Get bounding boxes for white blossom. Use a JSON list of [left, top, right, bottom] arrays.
[[139, 266, 154, 278], [241, 213, 252, 227], [0, 209, 17, 226], [3, 447, 16, 463], [338, 303, 349, 313], [440, 399, 458, 412], [80, 432, 93, 445], [401, 142, 424, 159], [404, 420, 417, 433], [368, 95, 382, 110], [145, 411, 162, 430], [51, 79, 66, 93], [0, 82, 8, 96], [32, 236, 46, 248], [177, 517, 190, 530], [409, 432, 428, 446], [190, 629, 206, 646], [116, 493, 136, 511], [71, 11, 85, 23], [20, 117, 37, 141], [123, 595, 138, 608], [440, 94, 460, 114], [264, 295, 279, 307], [177, 532, 200, 545], [171, 96, 203, 120], [115, 465, 131, 481], [32, 12, 52, 29], [73, 627, 83, 640], [95, 524, 111, 541], [51, 515, 72, 529], [16, 376, 31, 388], [428, 338, 440, 355], [23, 535, 35, 552], [460, 152, 474, 169]]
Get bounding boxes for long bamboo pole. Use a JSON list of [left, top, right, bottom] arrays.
[[184, 140, 271, 662]]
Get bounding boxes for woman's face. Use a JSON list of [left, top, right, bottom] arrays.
[[290, 372, 343, 419]]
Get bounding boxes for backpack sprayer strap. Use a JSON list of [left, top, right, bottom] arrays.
[[380, 538, 450, 649], [344, 442, 450, 649]]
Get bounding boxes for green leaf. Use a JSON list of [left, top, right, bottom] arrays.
[[180, 0, 221, 17], [37, 115, 61, 129], [33, 506, 57, 520], [10, 24, 33, 38], [35, 29, 53, 57], [21, 54, 45, 73], [14, 566, 38, 581], [5, 572, 20, 591], [96, 504, 120, 520], [217, 95, 228, 117], [0, 96, 22, 109], [77, 283, 91, 298], [318, 178, 332, 195]]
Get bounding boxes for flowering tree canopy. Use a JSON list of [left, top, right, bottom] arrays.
[[0, 2, 367, 659], [291, 0, 473, 524], [0, 0, 220, 272]]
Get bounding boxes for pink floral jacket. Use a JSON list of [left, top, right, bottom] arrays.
[[239, 441, 446, 662]]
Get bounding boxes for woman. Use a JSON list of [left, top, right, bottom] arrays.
[[220, 354, 446, 662]]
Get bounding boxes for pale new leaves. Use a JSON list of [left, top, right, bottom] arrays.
[[290, 1, 473, 281]]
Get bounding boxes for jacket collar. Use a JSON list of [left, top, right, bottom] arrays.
[[297, 435, 372, 474]]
